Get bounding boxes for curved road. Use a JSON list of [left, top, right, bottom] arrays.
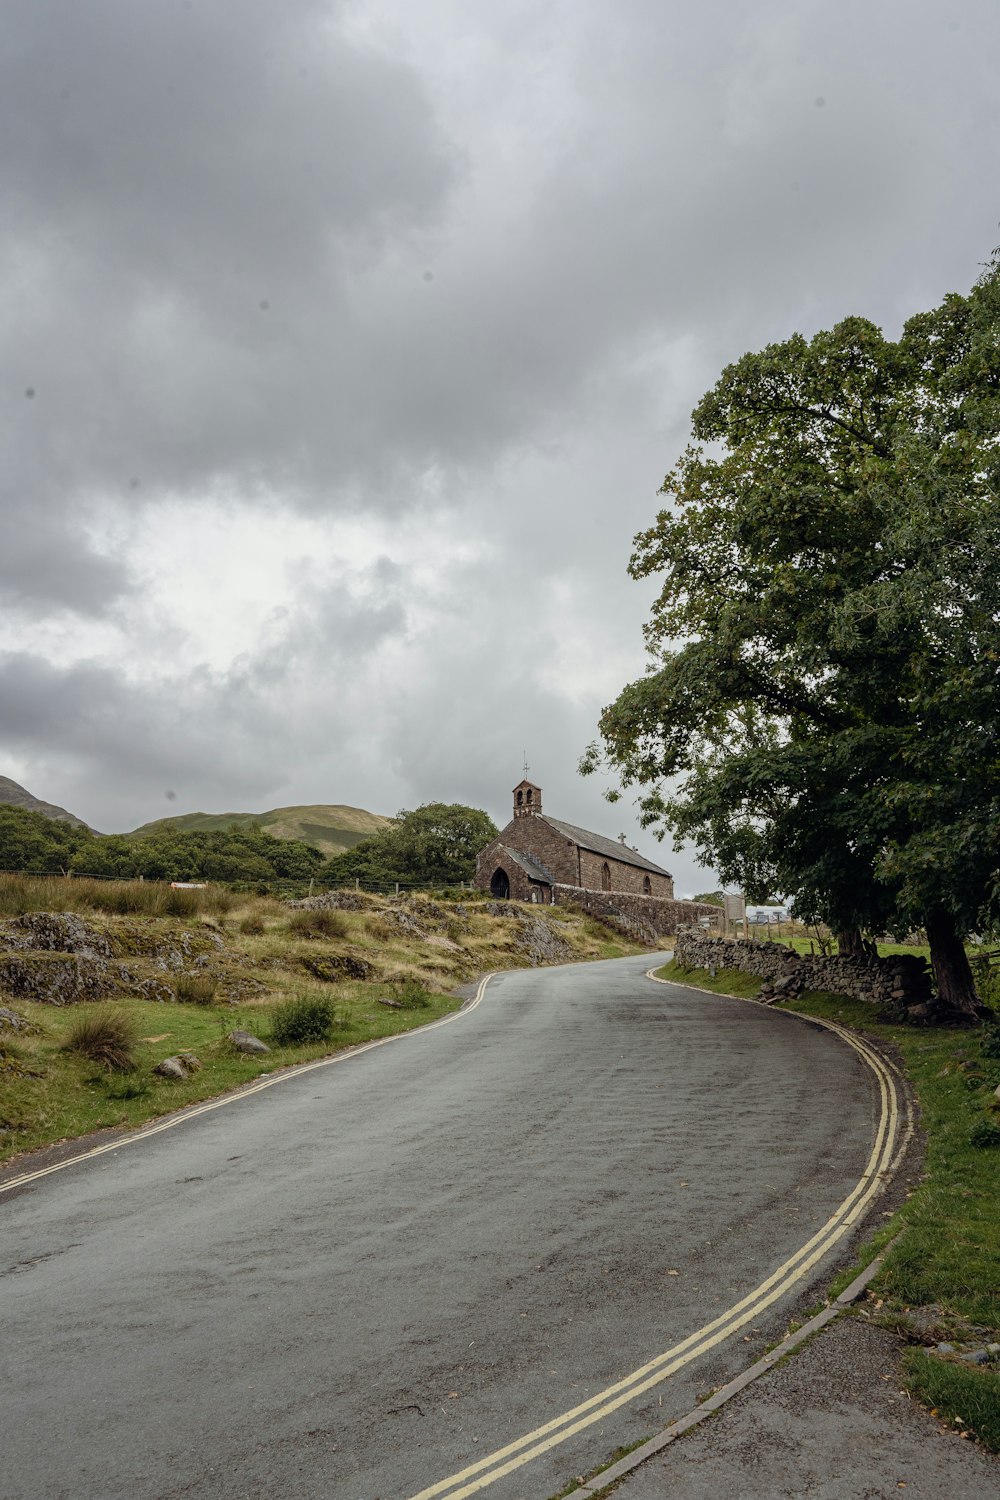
[[1, 956, 889, 1499]]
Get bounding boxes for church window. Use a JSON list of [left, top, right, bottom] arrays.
[[601, 862, 611, 891], [526, 788, 533, 804], [516, 790, 523, 806], [643, 876, 652, 895]]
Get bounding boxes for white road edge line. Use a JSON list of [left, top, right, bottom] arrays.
[[0, 971, 498, 1197]]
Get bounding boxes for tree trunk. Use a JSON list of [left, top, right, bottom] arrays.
[[836, 927, 866, 959], [924, 908, 982, 1019]]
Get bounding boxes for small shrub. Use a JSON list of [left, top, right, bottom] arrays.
[[969, 1119, 1000, 1149], [981, 1024, 1000, 1059], [63, 1007, 137, 1072], [270, 994, 336, 1045], [288, 909, 348, 940], [174, 974, 219, 1005], [239, 914, 265, 936], [396, 976, 430, 1009]]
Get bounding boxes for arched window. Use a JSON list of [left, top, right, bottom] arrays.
[[516, 790, 523, 806], [526, 788, 533, 804], [601, 862, 611, 891], [642, 875, 652, 895]]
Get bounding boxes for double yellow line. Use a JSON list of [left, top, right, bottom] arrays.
[[406, 996, 902, 1500]]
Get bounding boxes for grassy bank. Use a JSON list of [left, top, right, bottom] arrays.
[[656, 957, 1000, 1451], [0, 880, 642, 1169]]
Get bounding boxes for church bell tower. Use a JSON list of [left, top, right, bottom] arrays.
[[512, 779, 542, 818]]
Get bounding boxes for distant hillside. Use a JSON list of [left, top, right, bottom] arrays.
[[0, 776, 93, 831], [127, 804, 391, 857]]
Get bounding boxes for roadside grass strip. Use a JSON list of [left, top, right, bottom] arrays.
[[0, 973, 496, 1197], [406, 999, 903, 1500]]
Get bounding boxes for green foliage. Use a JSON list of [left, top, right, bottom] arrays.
[[395, 976, 431, 1009], [63, 1008, 137, 1072], [320, 802, 498, 888], [692, 890, 725, 906], [981, 1024, 1000, 1059], [270, 994, 336, 1045], [0, 806, 91, 874], [287, 908, 348, 940], [969, 1120, 1000, 1150], [0, 805, 324, 886], [586, 250, 1000, 1015]]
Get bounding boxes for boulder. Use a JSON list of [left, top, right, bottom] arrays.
[[229, 1030, 270, 1055], [153, 1056, 184, 1080]]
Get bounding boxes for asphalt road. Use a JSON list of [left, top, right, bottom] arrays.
[[1, 956, 884, 1500]]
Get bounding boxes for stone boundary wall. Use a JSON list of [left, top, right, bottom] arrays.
[[553, 887, 719, 941], [673, 927, 933, 1014]]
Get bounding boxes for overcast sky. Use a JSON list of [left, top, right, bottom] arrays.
[[2, 0, 998, 893]]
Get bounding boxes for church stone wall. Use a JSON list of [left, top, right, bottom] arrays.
[[577, 848, 674, 899], [493, 817, 579, 884], [553, 886, 718, 938]]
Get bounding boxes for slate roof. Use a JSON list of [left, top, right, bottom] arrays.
[[543, 817, 672, 878], [502, 846, 555, 885]]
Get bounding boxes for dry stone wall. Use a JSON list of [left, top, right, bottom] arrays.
[[673, 927, 934, 1017], [554, 888, 720, 943]]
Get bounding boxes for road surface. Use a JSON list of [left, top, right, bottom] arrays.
[[1, 956, 889, 1499]]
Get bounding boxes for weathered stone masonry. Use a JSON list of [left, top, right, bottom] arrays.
[[474, 779, 718, 936], [674, 927, 934, 1015]]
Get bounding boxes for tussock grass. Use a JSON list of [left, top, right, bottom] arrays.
[[287, 908, 349, 940], [0, 873, 236, 919], [62, 1007, 137, 1072], [173, 974, 219, 1006]]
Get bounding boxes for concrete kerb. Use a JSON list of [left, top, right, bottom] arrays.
[[571, 1248, 898, 1497], [573, 967, 917, 1499]]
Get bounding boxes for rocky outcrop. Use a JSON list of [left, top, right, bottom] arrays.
[[673, 927, 936, 1017], [0, 952, 134, 1005], [1, 912, 112, 958], [0, 910, 233, 1006]]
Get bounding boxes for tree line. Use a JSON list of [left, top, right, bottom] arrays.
[[0, 801, 496, 889]]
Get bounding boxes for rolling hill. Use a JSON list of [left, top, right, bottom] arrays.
[[0, 776, 94, 830], [126, 804, 391, 857]]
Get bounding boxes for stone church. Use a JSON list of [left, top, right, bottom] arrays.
[[474, 780, 675, 905]]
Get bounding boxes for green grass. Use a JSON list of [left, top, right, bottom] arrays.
[[658, 960, 1000, 1449], [903, 1347, 1000, 1451], [656, 958, 762, 998], [0, 988, 461, 1161]]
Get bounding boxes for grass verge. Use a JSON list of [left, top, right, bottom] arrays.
[[656, 957, 1000, 1452], [0, 886, 646, 1170]]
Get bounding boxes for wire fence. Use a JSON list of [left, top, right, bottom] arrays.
[[0, 867, 476, 899]]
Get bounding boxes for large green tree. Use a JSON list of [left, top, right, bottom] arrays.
[[320, 803, 498, 888], [584, 253, 1000, 1017]]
